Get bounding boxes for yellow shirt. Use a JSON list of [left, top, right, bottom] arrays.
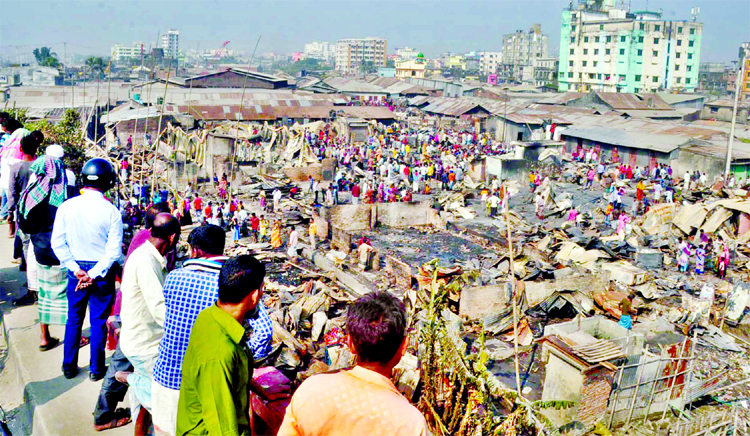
[[278, 366, 429, 436]]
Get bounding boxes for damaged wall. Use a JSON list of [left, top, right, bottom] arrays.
[[329, 202, 440, 231]]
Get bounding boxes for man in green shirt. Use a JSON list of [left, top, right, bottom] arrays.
[[176, 255, 287, 436]]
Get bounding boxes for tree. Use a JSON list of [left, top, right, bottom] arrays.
[[386, 59, 395, 68], [359, 60, 377, 75], [33, 47, 60, 68], [85, 56, 106, 80]]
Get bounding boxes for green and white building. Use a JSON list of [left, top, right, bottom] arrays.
[[557, 0, 702, 93]]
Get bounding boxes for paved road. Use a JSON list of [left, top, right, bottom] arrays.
[[0, 223, 131, 436]]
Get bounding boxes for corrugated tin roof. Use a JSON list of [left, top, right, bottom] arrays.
[[616, 109, 684, 119], [422, 98, 489, 117], [560, 125, 687, 153], [163, 103, 394, 121], [535, 92, 587, 105], [682, 144, 750, 162], [655, 92, 706, 105], [596, 92, 673, 110]]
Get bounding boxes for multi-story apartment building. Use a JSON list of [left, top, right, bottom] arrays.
[[335, 37, 387, 76], [160, 29, 180, 59], [502, 24, 549, 79], [532, 57, 559, 87], [479, 52, 503, 76], [698, 62, 728, 94], [304, 41, 334, 62], [557, 2, 702, 93], [111, 42, 145, 62]]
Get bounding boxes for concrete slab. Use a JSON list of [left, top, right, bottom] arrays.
[[0, 223, 131, 436]]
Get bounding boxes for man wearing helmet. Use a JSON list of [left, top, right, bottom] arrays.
[[51, 158, 123, 381]]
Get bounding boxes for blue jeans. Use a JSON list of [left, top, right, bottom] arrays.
[[63, 261, 116, 376], [0, 188, 9, 219]]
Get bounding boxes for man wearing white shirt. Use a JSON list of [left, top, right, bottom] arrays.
[[118, 213, 180, 433], [52, 158, 123, 381]]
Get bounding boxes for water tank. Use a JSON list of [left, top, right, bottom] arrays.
[[514, 144, 525, 159]]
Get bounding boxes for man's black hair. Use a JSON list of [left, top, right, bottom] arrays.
[[345, 291, 407, 364], [145, 202, 172, 228], [218, 255, 265, 304], [2, 118, 22, 133], [150, 214, 181, 240], [187, 224, 226, 255]]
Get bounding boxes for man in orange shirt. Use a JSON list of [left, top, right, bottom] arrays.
[[278, 292, 430, 436]]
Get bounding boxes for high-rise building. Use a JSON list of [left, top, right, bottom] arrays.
[[479, 52, 503, 76], [111, 42, 145, 62], [160, 29, 180, 59], [557, 1, 703, 93], [502, 24, 549, 79], [304, 42, 334, 62], [335, 37, 387, 76]]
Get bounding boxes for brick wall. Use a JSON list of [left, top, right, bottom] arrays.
[[386, 255, 413, 289], [330, 204, 374, 232], [578, 367, 615, 426]]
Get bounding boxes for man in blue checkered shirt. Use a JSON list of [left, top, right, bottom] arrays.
[[151, 225, 273, 436]]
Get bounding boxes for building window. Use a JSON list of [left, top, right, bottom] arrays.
[[600, 24, 604, 30], [570, 49, 575, 55], [635, 74, 641, 81], [688, 53, 693, 59], [687, 66, 692, 72], [595, 36, 600, 42], [559, 72, 564, 78], [710, 106, 718, 113], [619, 74, 626, 81], [639, 23, 645, 30], [678, 26, 683, 34], [677, 77, 682, 83], [572, 25, 576, 31], [686, 78, 691, 84], [675, 65, 680, 71], [690, 28, 695, 35], [584, 36, 589, 43], [637, 49, 643, 56], [689, 40, 694, 47], [606, 49, 611, 55], [579, 73, 583, 78], [583, 61, 587, 66], [655, 25, 661, 31], [571, 37, 575, 43], [654, 38, 659, 44], [607, 36, 612, 43], [638, 36, 644, 43], [594, 49, 599, 55], [653, 50, 658, 57], [589, 73, 596, 79], [620, 49, 625, 55], [593, 61, 598, 67], [677, 40, 682, 46], [676, 52, 681, 59], [653, 76, 659, 83], [569, 61, 574, 67], [620, 36, 626, 42], [584, 49, 589, 55], [568, 72, 573, 78]]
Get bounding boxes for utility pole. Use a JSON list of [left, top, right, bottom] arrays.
[[726, 48, 746, 177]]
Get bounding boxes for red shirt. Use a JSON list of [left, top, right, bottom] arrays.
[[204, 205, 212, 217], [351, 184, 361, 197], [193, 197, 202, 211], [250, 216, 260, 230]]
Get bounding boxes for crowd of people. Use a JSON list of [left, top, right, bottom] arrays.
[[0, 108, 741, 436]]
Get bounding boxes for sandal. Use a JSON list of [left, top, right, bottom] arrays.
[[39, 337, 61, 352], [79, 336, 90, 348], [93, 409, 132, 432]]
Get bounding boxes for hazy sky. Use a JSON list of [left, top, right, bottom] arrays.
[[1, 0, 748, 63]]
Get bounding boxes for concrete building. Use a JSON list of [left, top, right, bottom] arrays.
[[557, 2, 703, 93], [396, 57, 427, 79], [502, 24, 549, 79], [479, 52, 503, 76], [160, 29, 180, 59], [698, 62, 729, 94], [335, 37, 388, 76], [701, 100, 750, 124], [396, 47, 420, 60], [731, 42, 750, 101], [532, 57, 560, 87], [111, 42, 146, 63], [303, 41, 334, 62]]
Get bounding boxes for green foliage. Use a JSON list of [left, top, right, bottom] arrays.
[[279, 58, 332, 76], [5, 108, 87, 172], [33, 47, 60, 68], [85, 56, 106, 79]]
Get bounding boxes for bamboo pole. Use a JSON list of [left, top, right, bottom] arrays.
[[504, 200, 522, 397], [150, 61, 172, 200]]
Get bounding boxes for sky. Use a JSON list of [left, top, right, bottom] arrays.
[[1, 0, 749, 64]]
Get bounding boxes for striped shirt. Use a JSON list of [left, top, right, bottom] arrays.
[[153, 256, 273, 390]]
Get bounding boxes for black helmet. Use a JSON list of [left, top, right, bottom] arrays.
[[81, 158, 116, 191]]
